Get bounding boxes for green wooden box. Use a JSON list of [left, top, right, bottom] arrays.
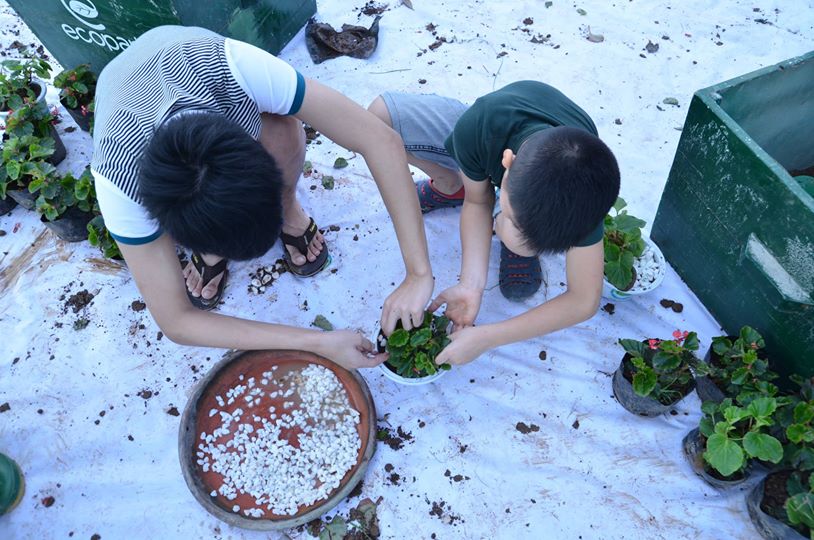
[[652, 51, 814, 380], [7, 0, 316, 74]]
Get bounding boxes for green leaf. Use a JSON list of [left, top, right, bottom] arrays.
[[311, 315, 333, 331], [699, 416, 715, 438], [387, 329, 409, 348], [321, 175, 334, 189], [612, 197, 627, 212], [739, 326, 764, 349], [614, 214, 647, 234], [303, 160, 313, 174], [319, 516, 348, 540], [703, 433, 744, 477], [731, 367, 750, 386], [786, 493, 814, 529], [618, 339, 646, 359], [794, 402, 814, 425], [747, 397, 777, 420], [743, 432, 783, 463], [72, 81, 88, 94], [683, 332, 699, 351], [439, 363, 451, 371], [410, 328, 431, 347], [714, 420, 732, 437], [652, 351, 680, 371], [712, 337, 733, 356], [787, 424, 813, 444], [722, 405, 748, 424], [604, 241, 621, 261], [605, 260, 631, 290], [632, 368, 657, 397], [6, 161, 21, 181], [333, 157, 348, 169]]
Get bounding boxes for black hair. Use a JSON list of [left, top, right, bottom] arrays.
[[139, 113, 283, 261], [508, 126, 620, 253]]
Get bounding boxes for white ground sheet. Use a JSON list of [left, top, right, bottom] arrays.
[[1, 1, 813, 538]]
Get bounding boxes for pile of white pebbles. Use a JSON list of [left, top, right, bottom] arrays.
[[195, 364, 361, 517], [627, 243, 664, 293], [247, 259, 288, 294]]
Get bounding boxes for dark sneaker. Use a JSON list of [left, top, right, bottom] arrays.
[[499, 243, 542, 300], [416, 179, 464, 214]]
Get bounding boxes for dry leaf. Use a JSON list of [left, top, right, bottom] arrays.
[[402, 0, 413, 9]]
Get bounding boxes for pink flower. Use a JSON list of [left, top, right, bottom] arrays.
[[647, 339, 660, 350], [672, 330, 689, 343], [80, 104, 88, 116]]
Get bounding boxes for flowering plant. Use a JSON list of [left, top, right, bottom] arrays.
[[53, 64, 96, 111], [618, 330, 699, 404]]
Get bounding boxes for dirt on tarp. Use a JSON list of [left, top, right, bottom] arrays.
[[376, 424, 413, 450], [306, 16, 382, 64], [64, 289, 94, 314], [515, 422, 540, 434]]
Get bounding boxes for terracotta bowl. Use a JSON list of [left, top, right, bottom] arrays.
[[178, 349, 376, 530]]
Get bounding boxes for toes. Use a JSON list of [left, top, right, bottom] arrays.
[[201, 274, 222, 300]]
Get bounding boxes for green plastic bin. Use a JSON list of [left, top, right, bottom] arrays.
[[652, 51, 814, 381], [7, 0, 315, 73]]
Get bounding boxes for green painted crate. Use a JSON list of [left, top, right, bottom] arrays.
[[652, 51, 814, 380], [7, 0, 315, 74]]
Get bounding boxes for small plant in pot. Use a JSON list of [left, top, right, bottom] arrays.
[[0, 136, 57, 210], [87, 215, 123, 261], [375, 311, 451, 385], [0, 51, 52, 116], [53, 64, 96, 132], [694, 326, 777, 405], [614, 330, 699, 416], [684, 397, 784, 488], [4, 103, 66, 166], [602, 197, 666, 301], [33, 168, 96, 242], [748, 378, 814, 539]]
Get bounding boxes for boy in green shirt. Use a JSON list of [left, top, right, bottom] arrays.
[[368, 81, 620, 365]]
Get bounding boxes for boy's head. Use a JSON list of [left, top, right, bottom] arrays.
[[495, 126, 620, 256], [139, 112, 283, 261]]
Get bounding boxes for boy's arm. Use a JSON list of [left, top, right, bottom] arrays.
[[428, 173, 494, 328], [435, 241, 604, 365], [117, 234, 383, 369], [294, 78, 433, 334]]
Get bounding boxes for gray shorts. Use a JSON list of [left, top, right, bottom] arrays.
[[380, 92, 468, 172]]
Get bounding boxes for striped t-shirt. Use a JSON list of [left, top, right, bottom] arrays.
[[91, 25, 305, 245]]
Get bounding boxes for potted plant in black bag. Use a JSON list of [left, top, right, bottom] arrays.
[[4, 102, 66, 165], [54, 64, 96, 132], [374, 311, 452, 385], [33, 168, 96, 242], [684, 397, 785, 488], [748, 377, 814, 539], [0, 51, 51, 118], [614, 330, 699, 416], [694, 326, 777, 405], [0, 136, 57, 210]]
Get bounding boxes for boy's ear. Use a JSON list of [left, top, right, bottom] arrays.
[[501, 149, 516, 170]]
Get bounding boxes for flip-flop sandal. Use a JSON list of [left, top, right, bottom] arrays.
[[280, 217, 330, 277], [181, 252, 229, 310], [499, 242, 542, 301], [416, 179, 465, 214]]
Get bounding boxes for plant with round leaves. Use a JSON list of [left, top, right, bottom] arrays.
[[4, 101, 57, 139], [0, 50, 52, 111], [783, 471, 814, 539], [603, 197, 646, 290], [87, 215, 122, 260], [696, 326, 777, 404], [0, 135, 56, 198], [699, 397, 784, 478], [53, 64, 97, 110], [384, 311, 451, 378], [618, 330, 699, 405]]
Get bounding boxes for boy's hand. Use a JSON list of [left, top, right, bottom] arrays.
[[381, 272, 434, 335], [429, 282, 483, 331], [318, 330, 386, 370], [434, 326, 487, 366]]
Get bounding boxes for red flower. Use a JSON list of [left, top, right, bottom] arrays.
[[672, 330, 689, 343], [647, 339, 660, 350], [80, 105, 88, 116]]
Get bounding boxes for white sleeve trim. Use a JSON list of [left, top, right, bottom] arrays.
[[224, 38, 301, 115], [92, 170, 161, 242]]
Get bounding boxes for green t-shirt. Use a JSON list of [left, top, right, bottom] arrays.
[[445, 80, 603, 247]]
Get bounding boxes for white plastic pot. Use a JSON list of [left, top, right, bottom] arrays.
[[602, 235, 667, 301], [373, 323, 448, 386], [0, 77, 47, 120]]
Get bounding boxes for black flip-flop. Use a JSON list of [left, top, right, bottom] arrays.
[[280, 217, 330, 277], [182, 252, 228, 310]]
